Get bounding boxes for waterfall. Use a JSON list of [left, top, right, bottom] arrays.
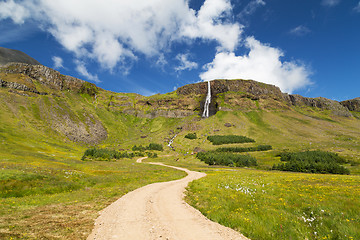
[[202, 81, 211, 118], [167, 134, 177, 150]]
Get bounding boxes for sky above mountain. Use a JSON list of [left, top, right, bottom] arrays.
[[0, 0, 359, 100]]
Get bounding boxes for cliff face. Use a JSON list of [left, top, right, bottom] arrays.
[[2, 63, 86, 92], [176, 79, 354, 117], [0, 63, 107, 144], [177, 79, 285, 101], [341, 98, 360, 112]]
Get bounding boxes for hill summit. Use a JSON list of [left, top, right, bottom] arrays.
[[0, 47, 41, 66]]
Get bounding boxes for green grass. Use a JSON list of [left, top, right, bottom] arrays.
[[186, 169, 360, 240]]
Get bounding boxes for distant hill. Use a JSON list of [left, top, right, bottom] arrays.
[[0, 48, 359, 170], [0, 47, 41, 66]]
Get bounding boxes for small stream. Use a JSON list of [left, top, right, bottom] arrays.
[[167, 134, 177, 150]]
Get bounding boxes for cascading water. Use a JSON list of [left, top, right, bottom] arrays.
[[202, 81, 211, 118], [167, 133, 177, 150]]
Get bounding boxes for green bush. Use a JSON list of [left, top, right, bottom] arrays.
[[81, 148, 130, 161], [272, 150, 350, 175], [133, 143, 163, 152], [207, 135, 255, 145], [197, 152, 257, 167], [215, 145, 272, 153], [147, 143, 163, 151], [185, 133, 197, 139]]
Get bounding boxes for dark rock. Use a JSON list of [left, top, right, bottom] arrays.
[[2, 63, 87, 92], [288, 94, 352, 117], [224, 123, 232, 127], [341, 98, 360, 112]]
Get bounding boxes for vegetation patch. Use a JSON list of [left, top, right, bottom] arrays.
[[81, 148, 143, 161], [186, 169, 360, 240], [197, 152, 257, 167], [132, 143, 163, 152], [207, 135, 255, 145], [215, 145, 272, 153], [272, 150, 350, 175], [185, 133, 197, 139]]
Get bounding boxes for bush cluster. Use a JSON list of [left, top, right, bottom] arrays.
[[132, 143, 163, 152], [207, 135, 255, 145], [272, 150, 350, 175], [215, 145, 272, 153], [185, 133, 197, 139], [81, 148, 142, 161], [197, 152, 257, 167]]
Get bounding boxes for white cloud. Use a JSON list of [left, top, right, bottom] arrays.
[[289, 25, 310, 36], [52, 56, 64, 69], [200, 37, 312, 93], [75, 60, 100, 83], [0, 0, 241, 72], [0, 0, 29, 24], [354, 2, 360, 12], [321, 0, 340, 7], [175, 54, 198, 72], [238, 0, 266, 20], [181, 0, 243, 51]]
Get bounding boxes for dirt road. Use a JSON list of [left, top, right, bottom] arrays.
[[87, 157, 248, 240]]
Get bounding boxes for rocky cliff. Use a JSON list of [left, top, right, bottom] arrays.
[[0, 62, 107, 144]]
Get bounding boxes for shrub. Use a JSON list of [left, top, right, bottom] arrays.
[[272, 150, 350, 175], [197, 152, 257, 167], [185, 133, 197, 139], [147, 143, 163, 151], [132, 143, 163, 151], [215, 145, 272, 153], [81, 148, 130, 161], [207, 135, 255, 145]]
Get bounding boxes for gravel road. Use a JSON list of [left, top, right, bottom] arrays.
[[87, 157, 248, 240]]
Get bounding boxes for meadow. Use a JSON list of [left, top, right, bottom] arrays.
[[186, 168, 360, 240]]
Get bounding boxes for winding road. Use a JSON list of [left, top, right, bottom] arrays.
[[87, 157, 248, 240]]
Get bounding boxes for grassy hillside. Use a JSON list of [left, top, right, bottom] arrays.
[[1, 70, 360, 239]]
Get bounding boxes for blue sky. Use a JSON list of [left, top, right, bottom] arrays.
[[0, 0, 359, 101]]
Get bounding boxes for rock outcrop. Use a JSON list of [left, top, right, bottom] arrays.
[[287, 94, 352, 117], [177, 79, 286, 101], [341, 98, 360, 112], [2, 63, 87, 92]]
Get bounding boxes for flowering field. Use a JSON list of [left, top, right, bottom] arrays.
[[186, 169, 360, 240]]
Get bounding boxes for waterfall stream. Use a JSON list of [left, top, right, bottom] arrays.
[[167, 134, 177, 150], [202, 81, 211, 118]]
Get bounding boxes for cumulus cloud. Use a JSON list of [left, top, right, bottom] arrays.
[[289, 25, 310, 36], [52, 56, 64, 69], [321, 0, 340, 7], [181, 0, 243, 51], [0, 0, 29, 24], [0, 0, 241, 73], [75, 60, 100, 83], [200, 37, 312, 93], [175, 54, 198, 72]]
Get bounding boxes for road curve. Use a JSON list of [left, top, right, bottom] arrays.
[[87, 157, 248, 240]]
